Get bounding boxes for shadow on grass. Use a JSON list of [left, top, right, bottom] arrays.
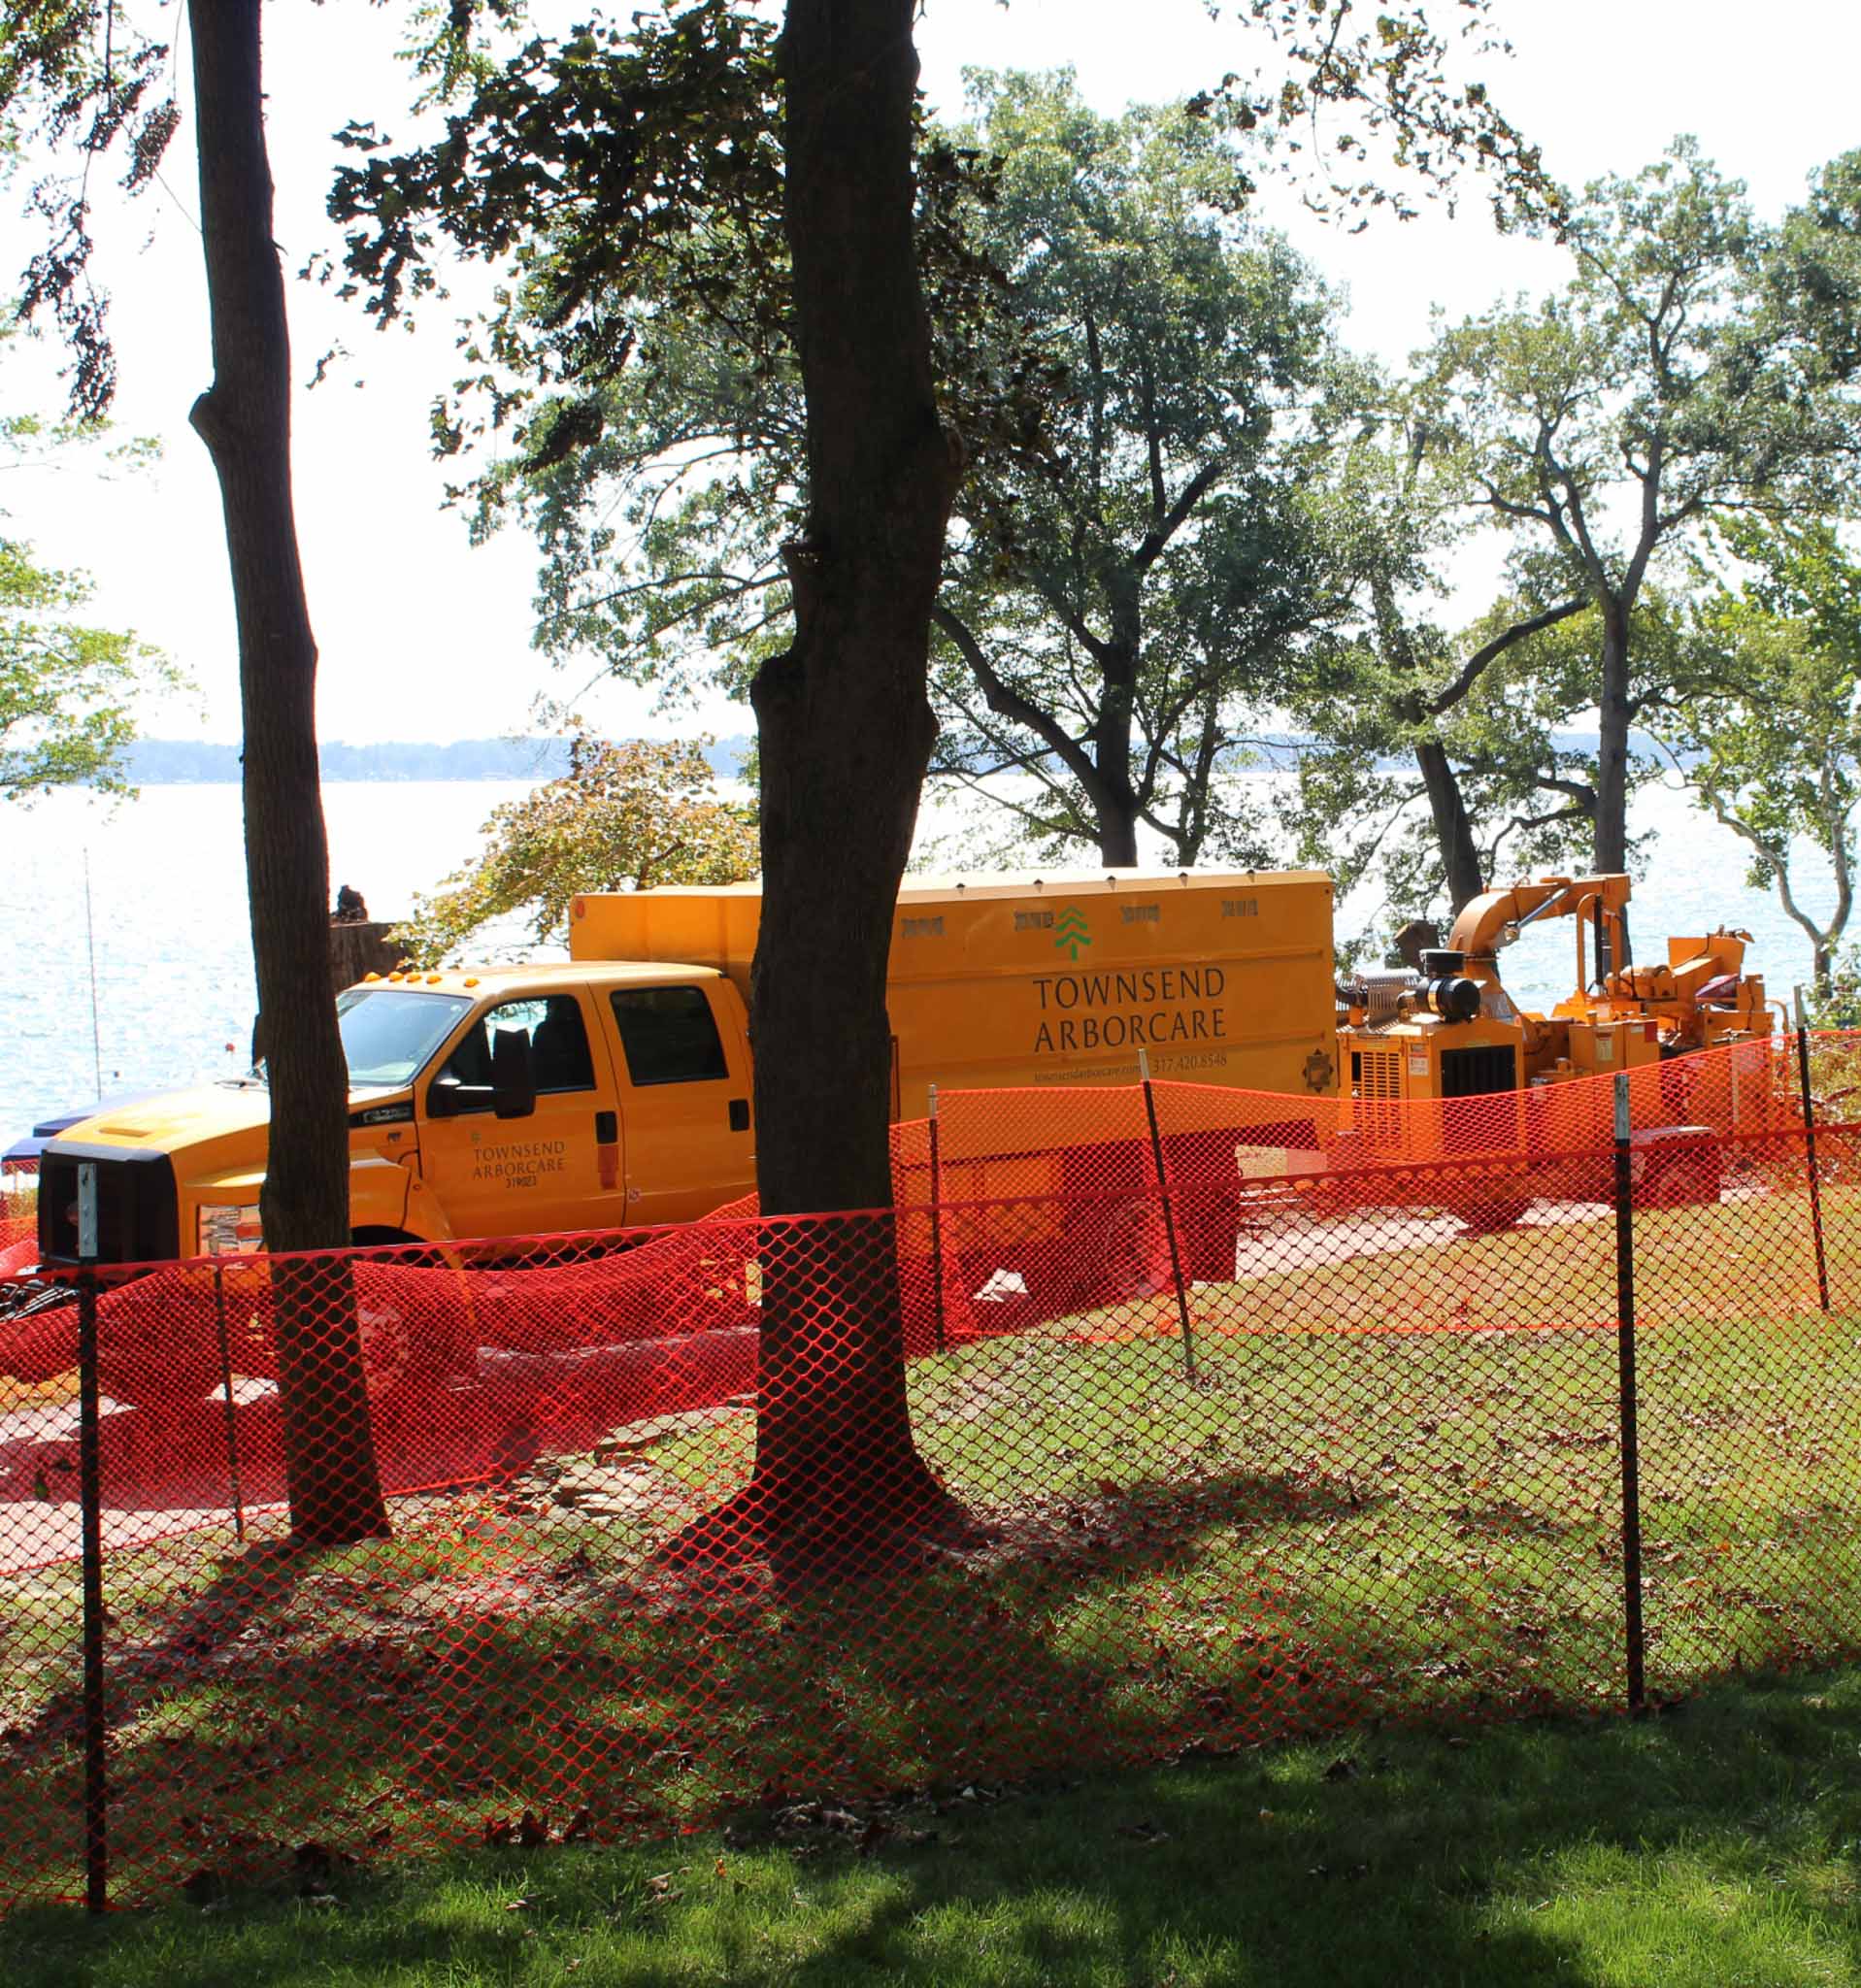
[[0, 1454, 1626, 1912], [7, 1296, 1856, 1917], [11, 1670, 1861, 1987]]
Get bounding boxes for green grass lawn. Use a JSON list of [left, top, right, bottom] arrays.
[[4, 1184, 1861, 1914], [6, 1667, 1861, 1986]]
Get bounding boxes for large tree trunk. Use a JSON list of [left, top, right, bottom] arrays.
[[725, 0, 963, 1572], [187, 0, 387, 1545], [1413, 738, 1484, 912], [1593, 596, 1634, 965], [1097, 794, 1141, 868], [1094, 599, 1142, 866], [1594, 598, 1633, 877]]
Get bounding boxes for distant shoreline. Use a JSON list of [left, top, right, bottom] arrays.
[[123, 728, 1664, 786], [122, 735, 754, 784]]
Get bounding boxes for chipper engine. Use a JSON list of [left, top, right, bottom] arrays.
[[1336, 873, 1774, 1110]]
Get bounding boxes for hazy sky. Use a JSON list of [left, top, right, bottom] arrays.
[[4, 0, 1858, 746]]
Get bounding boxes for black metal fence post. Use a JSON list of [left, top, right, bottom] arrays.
[[213, 1263, 247, 1540], [75, 1167, 109, 1910], [926, 1084, 947, 1353], [1793, 988, 1833, 1315], [1138, 1050, 1196, 1378], [1612, 1073, 1646, 1714]]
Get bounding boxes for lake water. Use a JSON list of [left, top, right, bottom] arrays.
[[1, 781, 542, 1142], [0, 775, 1834, 1143]]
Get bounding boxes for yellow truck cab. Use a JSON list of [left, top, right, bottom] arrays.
[[37, 960, 758, 1264], [36, 868, 1340, 1268]]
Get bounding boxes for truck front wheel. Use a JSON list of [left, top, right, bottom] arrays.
[[349, 1232, 475, 1391]]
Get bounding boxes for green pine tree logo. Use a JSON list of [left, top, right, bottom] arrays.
[[1053, 905, 1091, 961]]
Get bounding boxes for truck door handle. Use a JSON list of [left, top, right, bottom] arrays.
[[595, 1110, 618, 1144], [728, 1099, 750, 1132]]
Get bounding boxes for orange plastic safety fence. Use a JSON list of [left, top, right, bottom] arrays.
[[0, 1186, 33, 1279], [0, 1038, 1851, 1911]]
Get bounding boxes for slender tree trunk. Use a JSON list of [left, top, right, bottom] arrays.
[[187, 0, 387, 1544], [1413, 737, 1484, 913], [731, 0, 963, 1570]]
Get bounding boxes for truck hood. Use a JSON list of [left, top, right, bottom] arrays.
[[51, 1082, 408, 1155], [4, 1088, 167, 1168], [54, 1083, 274, 1151]]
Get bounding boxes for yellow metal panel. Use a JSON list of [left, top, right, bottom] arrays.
[[1566, 1019, 1659, 1075], [568, 870, 1342, 1113]]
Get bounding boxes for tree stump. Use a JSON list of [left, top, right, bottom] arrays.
[[252, 920, 404, 1065], [327, 919, 403, 989]]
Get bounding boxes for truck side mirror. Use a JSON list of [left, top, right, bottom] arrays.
[[491, 1028, 537, 1120]]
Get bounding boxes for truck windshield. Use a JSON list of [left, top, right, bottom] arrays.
[[336, 987, 473, 1088]]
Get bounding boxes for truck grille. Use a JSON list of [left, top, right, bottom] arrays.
[[37, 1146, 181, 1266]]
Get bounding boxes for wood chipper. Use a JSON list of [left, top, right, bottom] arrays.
[[1326, 874, 1779, 1218]]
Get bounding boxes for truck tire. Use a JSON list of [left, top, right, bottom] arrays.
[[1078, 1202, 1174, 1307], [1445, 1189, 1532, 1234], [1177, 1192, 1241, 1283], [350, 1239, 477, 1392]]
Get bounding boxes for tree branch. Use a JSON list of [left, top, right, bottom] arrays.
[[1131, 456, 1226, 575], [1024, 570, 1118, 670], [933, 601, 1110, 808], [1423, 596, 1589, 717]]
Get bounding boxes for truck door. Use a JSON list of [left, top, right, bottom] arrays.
[[417, 989, 626, 1243], [606, 982, 755, 1227]]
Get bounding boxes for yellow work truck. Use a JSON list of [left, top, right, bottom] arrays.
[[35, 870, 1339, 1268]]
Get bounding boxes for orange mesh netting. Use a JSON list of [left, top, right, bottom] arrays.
[[0, 1189, 33, 1278], [0, 1035, 1854, 1909]]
